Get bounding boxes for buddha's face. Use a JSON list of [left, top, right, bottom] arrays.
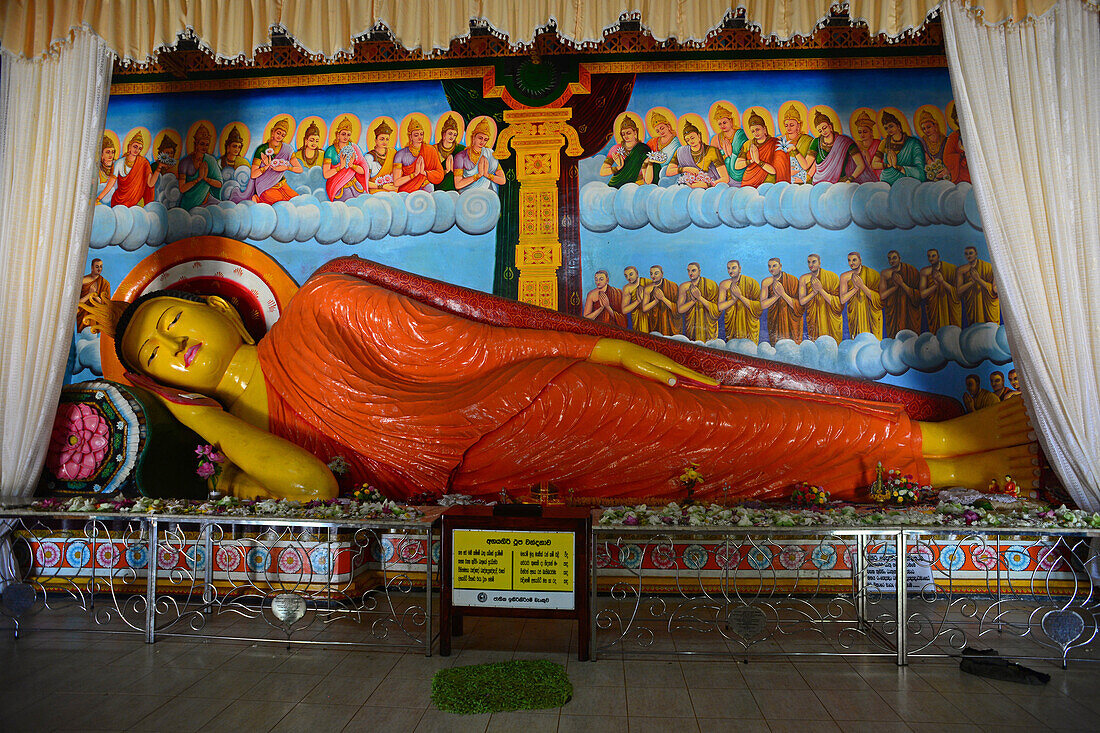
[[441, 128, 458, 147], [121, 297, 245, 393], [306, 133, 321, 151]]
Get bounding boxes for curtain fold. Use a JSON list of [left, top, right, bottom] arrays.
[[0, 29, 113, 499], [941, 0, 1100, 508], [0, 1, 1081, 63]]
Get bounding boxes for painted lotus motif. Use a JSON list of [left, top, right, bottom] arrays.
[[46, 403, 110, 480]]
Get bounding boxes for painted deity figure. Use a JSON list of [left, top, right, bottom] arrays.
[[850, 112, 881, 183], [711, 105, 749, 185], [94, 257, 1039, 504], [366, 120, 398, 192], [840, 252, 883, 339], [155, 135, 179, 179], [434, 115, 465, 192], [964, 374, 1000, 413], [231, 118, 302, 204], [734, 112, 791, 187], [640, 265, 681, 336], [798, 254, 842, 342], [111, 131, 159, 207], [872, 111, 927, 185], [760, 258, 803, 344], [956, 246, 1000, 325], [582, 269, 627, 327], [621, 267, 651, 333], [601, 116, 655, 187], [96, 136, 117, 206], [178, 126, 223, 209], [808, 111, 864, 183], [77, 258, 111, 332], [219, 127, 249, 170], [879, 250, 922, 337], [917, 110, 951, 182], [717, 260, 761, 342], [919, 249, 962, 333], [677, 263, 720, 342], [394, 118, 445, 193], [944, 105, 970, 184], [781, 106, 816, 184], [294, 122, 324, 169], [666, 120, 727, 188], [323, 116, 369, 202], [454, 119, 506, 192]]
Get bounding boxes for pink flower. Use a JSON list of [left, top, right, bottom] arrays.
[[46, 403, 111, 481], [196, 462, 216, 479]]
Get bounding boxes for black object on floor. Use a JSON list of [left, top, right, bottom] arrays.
[[960, 648, 1051, 685]]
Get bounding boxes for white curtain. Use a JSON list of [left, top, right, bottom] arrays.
[[941, 0, 1100, 509], [0, 29, 114, 500]]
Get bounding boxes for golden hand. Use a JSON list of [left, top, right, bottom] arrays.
[[589, 339, 718, 387]]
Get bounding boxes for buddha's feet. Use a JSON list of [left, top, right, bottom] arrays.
[[919, 397, 1035, 458], [926, 442, 1041, 491]]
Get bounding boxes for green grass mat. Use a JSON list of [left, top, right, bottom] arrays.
[[430, 659, 573, 715]]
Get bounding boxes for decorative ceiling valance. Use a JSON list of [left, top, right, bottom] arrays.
[[0, 0, 1076, 64]]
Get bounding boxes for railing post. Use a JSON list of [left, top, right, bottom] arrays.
[[202, 521, 215, 614], [590, 529, 599, 661], [854, 534, 868, 627], [144, 517, 158, 644], [425, 526, 433, 657], [896, 530, 908, 666]]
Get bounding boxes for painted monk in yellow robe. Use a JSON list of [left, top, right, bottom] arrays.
[[78, 259, 111, 332], [641, 265, 681, 336], [677, 262, 720, 342], [622, 266, 651, 333], [760, 258, 803, 344], [839, 252, 883, 339], [880, 250, 922, 337], [919, 248, 961, 333], [717, 260, 761, 341], [956, 246, 1000, 325], [963, 374, 1000, 413], [798, 254, 842, 341]]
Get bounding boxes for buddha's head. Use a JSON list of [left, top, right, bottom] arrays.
[[116, 290, 255, 393]]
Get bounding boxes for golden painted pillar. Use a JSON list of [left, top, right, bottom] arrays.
[[494, 109, 582, 310]]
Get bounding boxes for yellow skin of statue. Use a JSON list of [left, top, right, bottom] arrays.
[[116, 295, 1038, 501]]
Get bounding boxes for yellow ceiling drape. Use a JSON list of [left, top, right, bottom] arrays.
[[0, 0, 1073, 63]]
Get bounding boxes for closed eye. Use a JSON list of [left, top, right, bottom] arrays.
[[168, 312, 181, 329], [147, 346, 159, 366]]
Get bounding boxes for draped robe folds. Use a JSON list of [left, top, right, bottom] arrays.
[[433, 142, 464, 191], [674, 145, 724, 183], [713, 131, 749, 184], [178, 153, 222, 209], [111, 156, 154, 206], [960, 259, 1000, 325], [453, 147, 502, 191], [605, 142, 652, 188], [964, 389, 1000, 413], [809, 133, 858, 183], [764, 272, 803, 344], [323, 143, 369, 202], [646, 279, 682, 336], [944, 131, 970, 183], [852, 140, 881, 183], [230, 143, 297, 203], [803, 270, 843, 341], [722, 276, 761, 342], [78, 276, 111, 332], [648, 136, 680, 181], [882, 263, 922, 337], [682, 277, 720, 342], [367, 147, 395, 189], [879, 136, 927, 185], [97, 169, 114, 205], [256, 271, 929, 502], [923, 263, 961, 332], [586, 285, 627, 327], [625, 278, 651, 333], [395, 144, 445, 192], [737, 136, 792, 187], [844, 266, 883, 339], [786, 134, 815, 184]]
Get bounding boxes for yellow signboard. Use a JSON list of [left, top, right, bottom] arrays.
[[451, 529, 575, 610]]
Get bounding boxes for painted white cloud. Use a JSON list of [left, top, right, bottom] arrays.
[[580, 179, 982, 233], [655, 321, 1011, 379], [73, 331, 102, 376]]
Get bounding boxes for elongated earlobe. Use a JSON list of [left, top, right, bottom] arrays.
[[205, 296, 256, 345]]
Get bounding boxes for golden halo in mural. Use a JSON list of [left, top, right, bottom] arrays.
[[645, 106, 678, 141], [676, 112, 710, 146], [945, 100, 961, 131], [151, 129, 182, 170], [366, 116, 398, 152], [400, 112, 432, 148], [183, 120, 217, 158], [708, 100, 741, 143], [878, 106, 912, 136], [777, 100, 811, 136], [103, 237, 300, 384], [294, 115, 328, 150], [849, 106, 883, 140], [262, 114, 297, 145], [101, 129, 121, 157], [809, 104, 844, 135], [121, 126, 153, 156], [327, 113, 361, 146], [913, 104, 947, 138], [464, 116, 498, 150], [741, 106, 776, 138], [435, 113, 466, 148], [612, 111, 645, 146], [218, 121, 251, 164]]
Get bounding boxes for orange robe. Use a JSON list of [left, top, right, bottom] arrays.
[[78, 276, 111, 332], [585, 285, 626, 327], [396, 144, 445, 192], [882, 263, 922, 337], [112, 156, 154, 206], [943, 131, 970, 183], [765, 272, 803, 344], [257, 272, 928, 502], [646, 279, 681, 336], [737, 137, 792, 187]]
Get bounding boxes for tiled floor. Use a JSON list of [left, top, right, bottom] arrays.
[[1, 612, 1097, 732]]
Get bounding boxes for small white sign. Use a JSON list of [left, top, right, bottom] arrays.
[[865, 552, 935, 594], [452, 588, 574, 611]]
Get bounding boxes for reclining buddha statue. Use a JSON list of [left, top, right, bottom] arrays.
[[83, 256, 1038, 503]]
